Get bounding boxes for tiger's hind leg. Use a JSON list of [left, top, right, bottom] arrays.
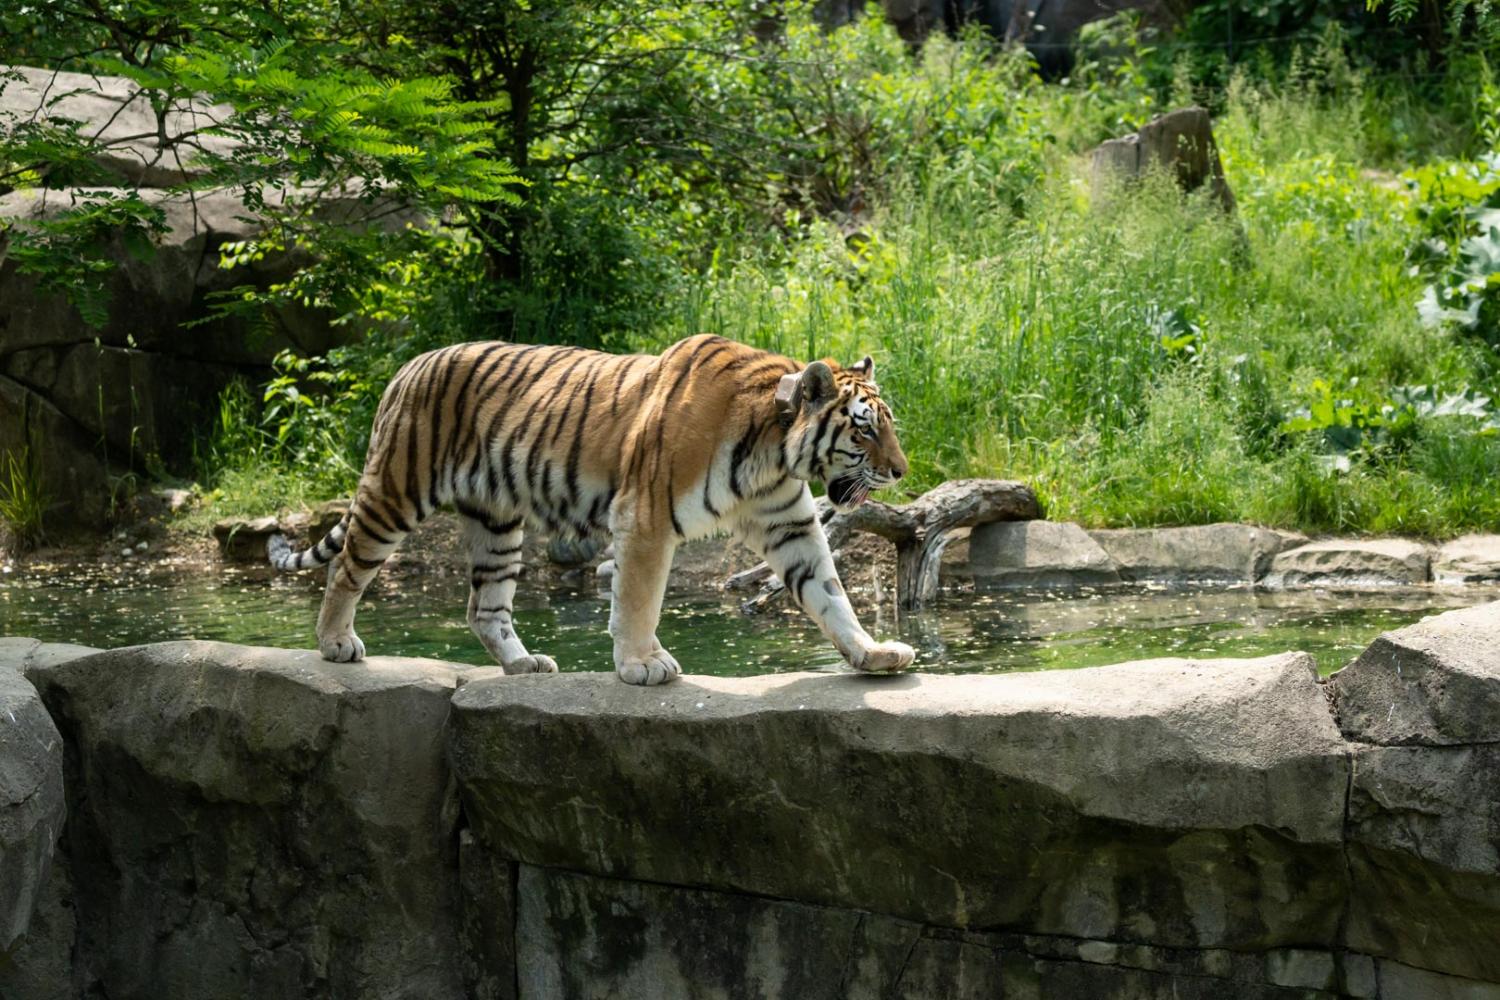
[[317, 499, 410, 662], [460, 508, 557, 674]]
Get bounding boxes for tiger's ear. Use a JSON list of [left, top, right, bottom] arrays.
[[799, 360, 837, 412], [850, 355, 875, 379], [776, 361, 837, 426]]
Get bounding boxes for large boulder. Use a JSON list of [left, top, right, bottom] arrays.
[[968, 519, 1122, 588], [1432, 535, 1500, 585], [0, 640, 68, 953], [1091, 107, 1237, 213], [1088, 523, 1305, 584], [0, 638, 94, 1000], [1261, 538, 1432, 589], [0, 64, 237, 186], [1329, 601, 1500, 747], [24, 640, 469, 1000], [449, 653, 1349, 951], [0, 184, 367, 522]]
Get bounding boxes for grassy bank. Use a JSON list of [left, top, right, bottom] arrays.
[[191, 22, 1500, 539]]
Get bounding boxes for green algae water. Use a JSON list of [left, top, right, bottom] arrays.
[[0, 561, 1488, 676]]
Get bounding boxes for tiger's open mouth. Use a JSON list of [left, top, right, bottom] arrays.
[[827, 473, 870, 511]]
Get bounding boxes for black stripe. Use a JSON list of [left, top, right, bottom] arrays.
[[728, 421, 762, 499], [767, 529, 811, 552], [758, 487, 803, 515], [348, 550, 385, 571]]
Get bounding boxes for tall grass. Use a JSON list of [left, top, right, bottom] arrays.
[[0, 448, 48, 548], [198, 20, 1500, 538], [632, 54, 1497, 535]]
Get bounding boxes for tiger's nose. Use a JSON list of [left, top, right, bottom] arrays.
[[889, 462, 905, 481]]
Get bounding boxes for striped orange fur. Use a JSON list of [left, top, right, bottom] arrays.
[[268, 334, 913, 684]]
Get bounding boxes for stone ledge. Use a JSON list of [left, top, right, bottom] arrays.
[[1088, 523, 1306, 583], [450, 653, 1349, 948], [1262, 538, 1432, 589]]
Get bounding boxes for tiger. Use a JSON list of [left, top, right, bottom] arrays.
[[266, 333, 915, 685]]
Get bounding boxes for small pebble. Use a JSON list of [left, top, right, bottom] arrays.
[[120, 548, 133, 558], [115, 531, 128, 541], [695, 702, 705, 709], [135, 541, 148, 552]]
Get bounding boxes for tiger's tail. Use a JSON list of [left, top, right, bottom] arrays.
[[267, 518, 348, 571]]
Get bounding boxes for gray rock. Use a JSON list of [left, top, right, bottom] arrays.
[[0, 65, 237, 186], [0, 65, 216, 186], [969, 520, 1122, 589], [1330, 600, 1500, 745], [1373, 959, 1500, 1000], [25, 640, 468, 1000], [212, 515, 282, 562], [0, 641, 67, 954], [1261, 538, 1431, 589], [1090, 107, 1237, 214], [511, 864, 1339, 1000], [1089, 523, 1305, 583], [1433, 535, 1500, 584], [1346, 743, 1500, 983], [450, 652, 1348, 950]]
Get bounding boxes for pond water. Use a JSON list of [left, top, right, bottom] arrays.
[[1, 560, 1488, 677]]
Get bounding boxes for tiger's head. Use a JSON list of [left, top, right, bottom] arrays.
[[778, 356, 907, 512]]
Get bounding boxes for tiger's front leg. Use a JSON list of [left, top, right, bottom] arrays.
[[609, 524, 681, 686], [739, 486, 914, 674]]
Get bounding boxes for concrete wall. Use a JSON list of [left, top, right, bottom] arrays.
[[4, 602, 1499, 998]]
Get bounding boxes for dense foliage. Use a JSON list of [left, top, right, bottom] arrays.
[[4, 1, 1500, 537]]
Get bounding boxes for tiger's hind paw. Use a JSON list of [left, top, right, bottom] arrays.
[[506, 653, 558, 675], [615, 649, 681, 686], [320, 632, 366, 663]]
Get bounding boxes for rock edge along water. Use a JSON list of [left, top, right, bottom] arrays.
[[2, 600, 1498, 998]]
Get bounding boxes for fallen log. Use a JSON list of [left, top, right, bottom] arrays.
[[737, 478, 1039, 613]]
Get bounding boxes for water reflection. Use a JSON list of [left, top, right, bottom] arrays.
[[0, 560, 1491, 677]]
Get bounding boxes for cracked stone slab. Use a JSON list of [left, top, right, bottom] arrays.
[[1345, 742, 1500, 984], [512, 864, 1343, 1000], [1261, 538, 1431, 589], [24, 640, 469, 1000], [1433, 535, 1500, 585], [1329, 600, 1500, 746], [969, 520, 1122, 588], [1088, 523, 1306, 583], [451, 653, 1348, 951]]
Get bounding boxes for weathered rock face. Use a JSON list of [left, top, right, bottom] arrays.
[[1433, 534, 1500, 584], [514, 862, 1359, 1000], [9, 622, 1500, 996], [1331, 600, 1500, 746], [24, 641, 468, 1000], [1091, 107, 1237, 213], [0, 640, 69, 952], [1262, 538, 1432, 589], [1329, 602, 1500, 985], [1089, 523, 1305, 583], [0, 65, 236, 186], [450, 654, 1349, 949], [0, 638, 95, 1000], [969, 519, 1122, 588], [0, 64, 401, 525]]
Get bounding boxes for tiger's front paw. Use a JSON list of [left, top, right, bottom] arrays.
[[506, 653, 559, 675], [615, 649, 682, 686], [851, 640, 914, 674], [320, 631, 366, 663]]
